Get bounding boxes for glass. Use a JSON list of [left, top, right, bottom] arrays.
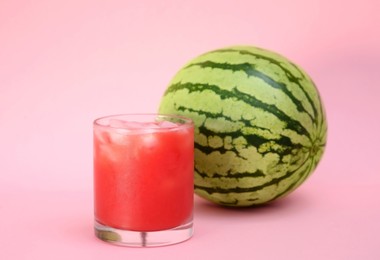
[[93, 114, 194, 247]]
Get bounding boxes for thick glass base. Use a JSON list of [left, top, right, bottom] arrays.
[[94, 220, 193, 247]]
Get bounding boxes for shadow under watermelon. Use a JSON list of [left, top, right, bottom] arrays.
[[193, 188, 314, 219]]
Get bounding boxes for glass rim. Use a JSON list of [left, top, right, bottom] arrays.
[[93, 113, 194, 132]]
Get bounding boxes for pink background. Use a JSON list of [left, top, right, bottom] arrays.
[[1, 0, 379, 259]]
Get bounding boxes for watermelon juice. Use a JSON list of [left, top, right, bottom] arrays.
[[93, 114, 194, 247]]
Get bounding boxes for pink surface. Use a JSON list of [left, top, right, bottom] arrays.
[[1, 0, 379, 259]]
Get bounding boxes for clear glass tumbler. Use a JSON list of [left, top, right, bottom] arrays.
[[93, 114, 194, 247]]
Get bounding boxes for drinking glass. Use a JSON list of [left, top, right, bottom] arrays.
[[93, 114, 194, 247]]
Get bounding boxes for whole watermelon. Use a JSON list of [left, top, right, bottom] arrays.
[[159, 46, 327, 207]]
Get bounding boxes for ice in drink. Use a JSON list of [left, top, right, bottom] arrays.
[[93, 114, 194, 240]]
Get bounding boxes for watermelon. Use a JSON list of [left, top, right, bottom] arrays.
[[158, 46, 327, 207]]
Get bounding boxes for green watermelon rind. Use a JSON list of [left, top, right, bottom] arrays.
[[159, 45, 327, 207]]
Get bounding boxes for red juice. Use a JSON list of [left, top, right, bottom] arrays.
[[93, 114, 194, 237]]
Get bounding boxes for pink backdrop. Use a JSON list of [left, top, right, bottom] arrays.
[[1, 0, 379, 259]]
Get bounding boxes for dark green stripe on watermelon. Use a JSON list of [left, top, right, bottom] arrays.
[[186, 60, 316, 123], [194, 152, 312, 201], [166, 81, 312, 140], [192, 123, 304, 160], [207, 48, 320, 121]]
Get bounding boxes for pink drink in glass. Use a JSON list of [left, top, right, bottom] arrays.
[[93, 114, 194, 247]]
